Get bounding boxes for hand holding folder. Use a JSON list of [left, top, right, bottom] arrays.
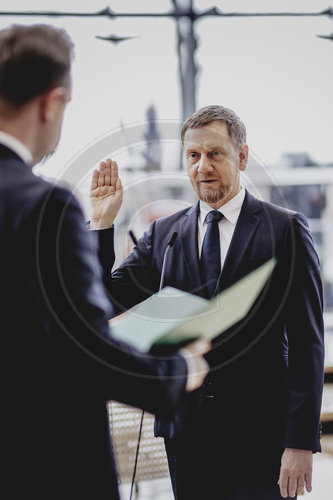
[[109, 258, 276, 352]]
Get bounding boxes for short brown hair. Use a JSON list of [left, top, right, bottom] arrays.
[[181, 105, 247, 148], [0, 24, 74, 106]]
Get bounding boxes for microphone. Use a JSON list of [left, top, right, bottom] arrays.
[[159, 231, 178, 291], [128, 230, 138, 246]]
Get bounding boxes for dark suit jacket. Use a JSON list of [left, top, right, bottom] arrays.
[[0, 144, 188, 499], [100, 189, 324, 460]]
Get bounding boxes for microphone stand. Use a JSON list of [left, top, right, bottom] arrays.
[[129, 231, 178, 500], [159, 231, 178, 291]]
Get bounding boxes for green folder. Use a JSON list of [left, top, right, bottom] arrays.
[[109, 258, 276, 352]]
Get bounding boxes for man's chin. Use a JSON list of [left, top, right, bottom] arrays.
[[197, 187, 227, 205]]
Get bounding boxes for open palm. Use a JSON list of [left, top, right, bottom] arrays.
[[90, 159, 123, 229]]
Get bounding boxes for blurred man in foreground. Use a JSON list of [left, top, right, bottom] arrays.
[[0, 24, 210, 499]]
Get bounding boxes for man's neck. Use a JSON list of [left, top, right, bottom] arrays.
[[0, 130, 33, 165], [0, 99, 37, 164]]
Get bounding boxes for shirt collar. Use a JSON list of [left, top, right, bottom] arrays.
[[0, 131, 33, 165], [199, 187, 246, 225]]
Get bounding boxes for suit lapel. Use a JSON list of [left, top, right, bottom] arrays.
[[218, 191, 262, 292], [178, 192, 262, 296], [178, 202, 205, 296]]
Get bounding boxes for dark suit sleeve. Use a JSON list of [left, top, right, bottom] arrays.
[[94, 226, 115, 289], [95, 222, 160, 314], [37, 186, 187, 419], [283, 213, 324, 452]]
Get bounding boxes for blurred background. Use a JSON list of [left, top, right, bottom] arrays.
[[1, 1, 332, 498]]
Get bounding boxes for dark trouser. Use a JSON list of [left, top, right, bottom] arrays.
[[164, 399, 296, 500]]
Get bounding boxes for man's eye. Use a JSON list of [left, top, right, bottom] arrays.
[[210, 151, 220, 157], [189, 153, 198, 159]]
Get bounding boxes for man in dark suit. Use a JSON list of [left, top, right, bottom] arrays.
[[0, 24, 210, 499], [91, 105, 325, 499]]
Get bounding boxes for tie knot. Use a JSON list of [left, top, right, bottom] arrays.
[[206, 210, 223, 224]]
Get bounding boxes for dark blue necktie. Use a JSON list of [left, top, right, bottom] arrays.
[[201, 210, 223, 298]]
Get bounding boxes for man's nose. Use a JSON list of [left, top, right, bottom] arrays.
[[198, 155, 214, 174]]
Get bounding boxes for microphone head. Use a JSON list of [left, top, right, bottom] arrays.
[[128, 230, 138, 246], [168, 231, 178, 248]]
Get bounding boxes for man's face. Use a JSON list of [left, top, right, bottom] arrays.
[[184, 121, 248, 208]]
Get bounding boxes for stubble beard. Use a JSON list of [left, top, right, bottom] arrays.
[[195, 183, 231, 205]]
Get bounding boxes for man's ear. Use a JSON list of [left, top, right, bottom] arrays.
[[239, 144, 249, 171], [39, 87, 66, 123]]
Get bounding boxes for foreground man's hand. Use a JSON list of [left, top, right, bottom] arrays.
[[278, 448, 313, 498], [180, 339, 211, 392], [90, 158, 123, 229]]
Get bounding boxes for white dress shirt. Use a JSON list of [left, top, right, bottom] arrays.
[[198, 187, 246, 270], [180, 192, 246, 389], [0, 131, 33, 165]]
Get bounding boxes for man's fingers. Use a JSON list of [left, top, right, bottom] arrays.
[[279, 448, 313, 498], [297, 474, 306, 495], [179, 342, 210, 392], [116, 177, 123, 195], [195, 339, 211, 355], [305, 472, 312, 492], [97, 158, 119, 188], [297, 482, 305, 496], [184, 339, 211, 356], [91, 170, 99, 190], [110, 160, 119, 187], [279, 474, 307, 498], [97, 169, 105, 187], [287, 476, 298, 498], [278, 472, 288, 498], [104, 160, 112, 186]]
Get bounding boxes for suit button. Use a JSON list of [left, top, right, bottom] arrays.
[[204, 380, 214, 398]]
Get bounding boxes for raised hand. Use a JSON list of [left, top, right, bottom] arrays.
[[89, 158, 124, 230]]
